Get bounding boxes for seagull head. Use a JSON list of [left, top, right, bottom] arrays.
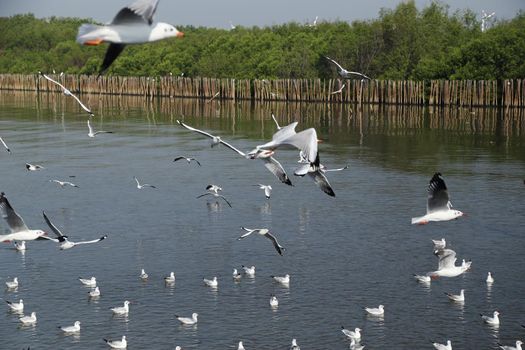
[[152, 23, 184, 40]]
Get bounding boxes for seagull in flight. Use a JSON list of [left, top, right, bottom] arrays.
[[331, 83, 346, 94], [428, 248, 469, 278], [41, 211, 107, 250], [325, 56, 371, 80], [197, 184, 232, 207], [255, 184, 272, 199], [0, 136, 11, 153], [26, 163, 44, 171], [0, 192, 46, 242], [39, 72, 94, 116], [173, 156, 201, 166], [237, 227, 285, 256], [411, 173, 464, 225], [133, 176, 156, 189], [87, 120, 113, 138], [49, 179, 79, 188]]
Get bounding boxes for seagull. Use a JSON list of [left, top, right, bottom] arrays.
[[14, 241, 26, 252], [6, 277, 19, 289], [207, 91, 220, 103], [229, 21, 236, 30], [164, 272, 175, 283], [428, 248, 469, 278], [173, 156, 201, 166], [42, 211, 107, 250], [486, 272, 494, 284], [177, 120, 292, 186], [341, 326, 361, 341], [87, 120, 113, 138], [0, 136, 11, 153], [432, 238, 446, 249], [6, 299, 24, 312], [364, 305, 384, 316], [59, 321, 81, 333], [25, 163, 44, 171], [350, 338, 365, 350], [133, 176, 156, 189], [176, 312, 198, 325], [39, 72, 94, 116], [49, 180, 79, 188], [242, 265, 255, 277], [325, 56, 371, 80], [79, 277, 97, 287], [498, 340, 523, 350], [255, 184, 272, 199], [306, 15, 318, 27], [104, 335, 127, 349], [445, 289, 465, 302], [481, 310, 500, 326], [413, 274, 431, 284], [0, 192, 46, 242], [290, 338, 301, 350], [237, 227, 285, 256], [272, 274, 290, 285], [320, 164, 348, 173], [269, 294, 279, 308], [89, 286, 101, 297], [77, 0, 184, 75], [197, 185, 232, 207], [432, 340, 452, 350], [140, 269, 148, 280], [232, 269, 242, 281], [331, 83, 346, 94], [19, 312, 37, 325], [411, 173, 464, 224], [237, 341, 245, 350], [461, 259, 472, 270], [111, 301, 130, 315], [203, 276, 218, 288]]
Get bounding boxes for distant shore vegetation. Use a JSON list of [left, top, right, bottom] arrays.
[[0, 1, 523, 80]]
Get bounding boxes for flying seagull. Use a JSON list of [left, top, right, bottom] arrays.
[[325, 56, 371, 80], [41, 211, 107, 250], [77, 0, 184, 75], [26, 163, 44, 171], [87, 120, 113, 138], [0, 192, 46, 242], [173, 156, 201, 166], [237, 227, 285, 255], [0, 136, 11, 153], [197, 184, 232, 207], [331, 83, 346, 95], [49, 180, 79, 188], [427, 248, 469, 278], [39, 72, 94, 116], [133, 176, 156, 189], [255, 184, 272, 199], [411, 173, 464, 224]]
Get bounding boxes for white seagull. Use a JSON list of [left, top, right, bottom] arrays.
[[89, 286, 101, 297], [104, 335, 127, 349], [6, 277, 19, 289], [242, 265, 255, 277], [164, 272, 175, 283], [197, 184, 232, 207], [237, 341, 245, 350], [498, 340, 523, 350], [232, 269, 242, 281], [59, 321, 81, 333], [42, 211, 107, 250], [486, 272, 494, 284], [445, 289, 465, 302], [255, 184, 272, 199], [203, 276, 218, 288], [413, 274, 431, 284], [6, 299, 24, 312], [25, 163, 44, 171], [325, 56, 371, 80], [133, 176, 156, 189], [269, 294, 279, 308], [140, 269, 149, 280], [432, 238, 446, 249], [111, 301, 130, 315], [173, 156, 201, 166], [237, 227, 285, 256], [272, 274, 290, 285], [290, 338, 301, 350], [428, 248, 469, 278], [14, 241, 26, 252], [0, 192, 46, 242], [432, 340, 452, 350], [411, 173, 464, 225], [87, 120, 113, 138], [79, 277, 97, 287], [49, 179, 79, 188], [481, 310, 500, 326], [39, 72, 94, 116], [364, 305, 384, 316], [77, 0, 184, 75], [331, 83, 346, 95], [0, 136, 11, 153], [19, 312, 37, 325], [341, 326, 361, 341], [176, 312, 198, 325]]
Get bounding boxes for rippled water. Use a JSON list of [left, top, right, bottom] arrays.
[[1, 92, 524, 349]]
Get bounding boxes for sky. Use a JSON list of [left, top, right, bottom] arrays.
[[0, 0, 523, 29]]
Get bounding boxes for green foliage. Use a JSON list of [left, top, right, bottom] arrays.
[[0, 4, 524, 80]]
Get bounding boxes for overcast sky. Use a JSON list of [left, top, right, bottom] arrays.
[[0, 0, 522, 29]]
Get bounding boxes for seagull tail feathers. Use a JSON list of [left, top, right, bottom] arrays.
[[76, 24, 103, 45]]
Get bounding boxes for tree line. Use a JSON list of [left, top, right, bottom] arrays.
[[0, 1, 523, 80]]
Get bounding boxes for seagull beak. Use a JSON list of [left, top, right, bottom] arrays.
[[176, 31, 185, 38]]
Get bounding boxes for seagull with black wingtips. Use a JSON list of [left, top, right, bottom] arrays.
[[39, 72, 94, 116], [173, 156, 201, 166], [325, 56, 371, 80], [197, 184, 232, 208], [0, 136, 11, 153], [237, 227, 285, 256]]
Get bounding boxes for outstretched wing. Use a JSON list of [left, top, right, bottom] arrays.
[[0, 193, 28, 233], [42, 211, 66, 239], [75, 235, 107, 245], [112, 0, 159, 25], [261, 157, 292, 186], [325, 56, 345, 72], [99, 44, 126, 76], [427, 173, 450, 213], [265, 231, 285, 256]]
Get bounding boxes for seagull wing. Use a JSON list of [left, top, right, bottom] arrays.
[[427, 173, 450, 213], [191, 158, 201, 166], [67, 92, 93, 115], [217, 194, 232, 207], [87, 120, 94, 134], [112, 0, 159, 25], [173, 156, 186, 162], [264, 231, 285, 255], [325, 56, 345, 72], [346, 71, 371, 80], [42, 211, 66, 239], [308, 164, 336, 197], [237, 227, 255, 239], [271, 122, 298, 142], [74, 235, 107, 245], [261, 156, 292, 186], [99, 44, 126, 75], [435, 248, 457, 269], [271, 112, 281, 130], [323, 165, 348, 172], [0, 137, 10, 153], [0, 193, 28, 233], [218, 139, 246, 157], [40, 72, 68, 91]]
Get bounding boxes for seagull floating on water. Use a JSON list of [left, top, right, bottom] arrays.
[[49, 179, 79, 188], [6, 299, 24, 312], [79, 277, 97, 287], [133, 176, 156, 189], [411, 173, 464, 225], [77, 0, 184, 75], [498, 340, 523, 350], [6, 277, 19, 289], [432, 238, 446, 249], [481, 310, 500, 326], [325, 56, 371, 80], [104, 335, 127, 349], [197, 184, 232, 207], [0, 136, 11, 153], [42, 211, 107, 250], [445, 289, 465, 302], [164, 272, 175, 284], [237, 341, 245, 350], [364, 304, 384, 316], [272, 274, 290, 285], [232, 269, 242, 281], [341, 326, 361, 341], [14, 241, 26, 252], [432, 340, 452, 350], [238, 227, 285, 256], [59, 321, 81, 333], [140, 269, 148, 280], [87, 120, 113, 138], [242, 265, 255, 277], [111, 301, 130, 315], [269, 294, 279, 308], [39, 72, 94, 116], [428, 248, 469, 278], [486, 272, 494, 284], [0, 192, 46, 242], [173, 156, 201, 166], [290, 338, 301, 350], [89, 286, 101, 297], [176, 312, 198, 325], [413, 274, 431, 284], [25, 163, 44, 171], [203, 277, 218, 288], [19, 312, 37, 325]]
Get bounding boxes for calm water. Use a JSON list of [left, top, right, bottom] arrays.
[[0, 92, 524, 349]]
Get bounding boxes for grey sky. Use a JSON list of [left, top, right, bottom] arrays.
[[0, 0, 522, 29]]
